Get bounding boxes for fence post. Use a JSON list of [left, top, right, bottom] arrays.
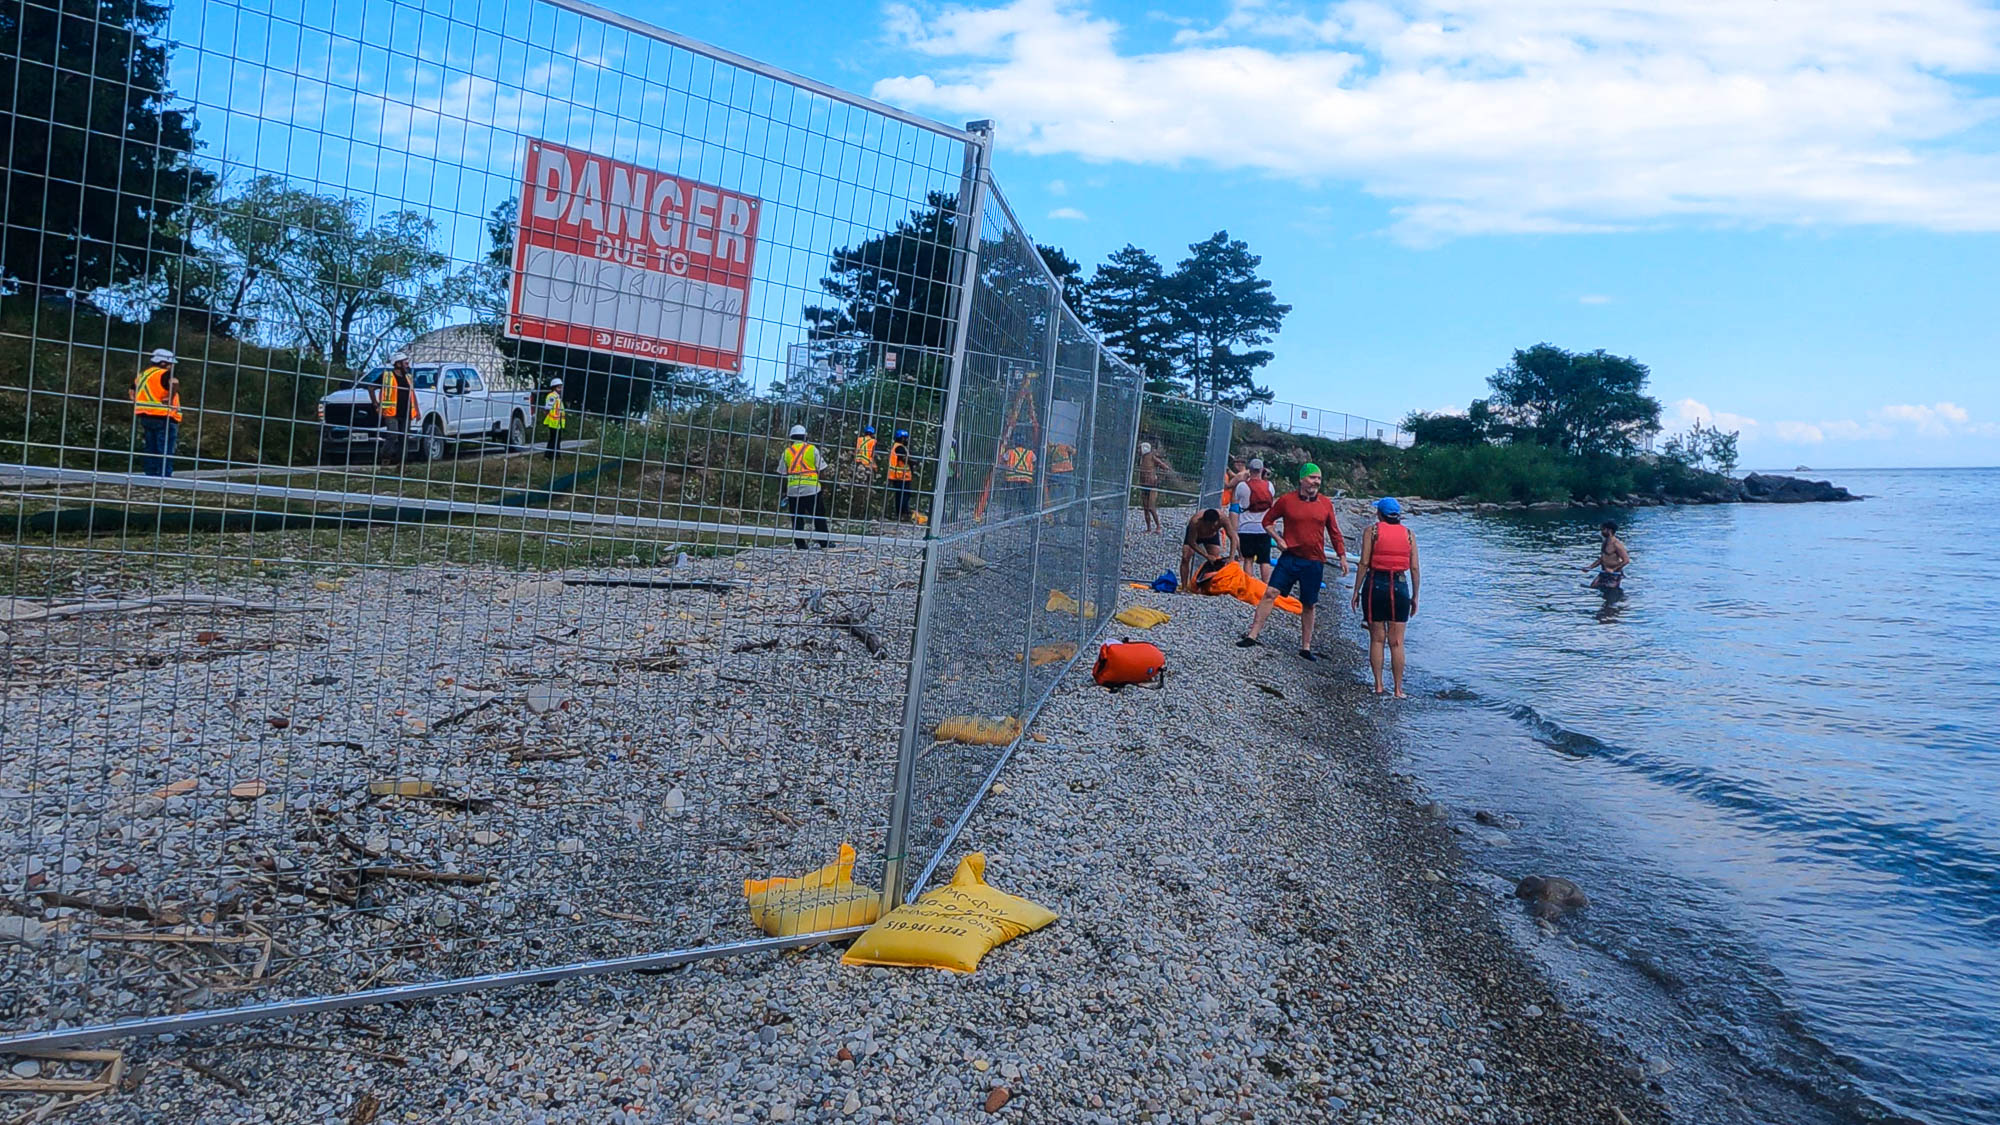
[[879, 121, 992, 913], [1017, 282, 1061, 718]]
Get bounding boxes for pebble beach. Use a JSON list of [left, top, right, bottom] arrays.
[[4, 509, 1666, 1123]]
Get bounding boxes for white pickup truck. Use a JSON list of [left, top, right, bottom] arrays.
[[317, 362, 535, 463]]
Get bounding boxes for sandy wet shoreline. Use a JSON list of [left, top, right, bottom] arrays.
[[4, 510, 1667, 1124]]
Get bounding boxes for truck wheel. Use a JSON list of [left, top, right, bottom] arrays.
[[319, 441, 347, 466], [420, 417, 446, 462], [507, 412, 528, 450]]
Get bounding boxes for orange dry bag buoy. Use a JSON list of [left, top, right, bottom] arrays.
[[1092, 641, 1165, 692]]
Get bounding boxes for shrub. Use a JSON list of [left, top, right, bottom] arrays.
[[0, 304, 332, 471]]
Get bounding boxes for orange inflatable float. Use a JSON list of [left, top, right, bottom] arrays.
[[1092, 641, 1166, 690], [1195, 560, 1303, 615]]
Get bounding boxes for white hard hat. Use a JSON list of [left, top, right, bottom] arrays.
[[391, 352, 410, 364], [789, 424, 808, 438], [1138, 441, 1152, 454], [550, 378, 564, 387], [149, 348, 176, 364]]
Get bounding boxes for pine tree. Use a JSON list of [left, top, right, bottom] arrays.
[[1081, 245, 1180, 395], [1165, 232, 1288, 409]]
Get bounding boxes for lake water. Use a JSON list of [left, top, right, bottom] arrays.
[[1381, 468, 1998, 1124]]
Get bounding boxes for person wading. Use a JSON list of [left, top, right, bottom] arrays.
[[541, 378, 566, 460], [131, 348, 182, 477], [1232, 458, 1276, 582], [782, 424, 830, 549], [1352, 497, 1420, 697], [376, 353, 415, 466], [887, 429, 914, 521], [1586, 521, 1630, 590], [1237, 463, 1348, 660]]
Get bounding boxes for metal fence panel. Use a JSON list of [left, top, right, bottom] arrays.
[[0, 0, 1148, 1048]]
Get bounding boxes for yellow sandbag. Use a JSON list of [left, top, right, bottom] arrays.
[[933, 715, 1022, 745], [744, 843, 883, 937], [1195, 560, 1303, 615], [1012, 642, 1077, 667], [841, 853, 1058, 973], [1044, 589, 1098, 618], [1113, 605, 1171, 629]]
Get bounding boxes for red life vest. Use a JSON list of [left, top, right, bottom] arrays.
[[1245, 477, 1274, 512], [1370, 522, 1412, 572]]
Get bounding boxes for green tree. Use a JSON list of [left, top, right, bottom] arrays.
[[1401, 409, 1484, 446], [1037, 243, 1083, 308], [805, 191, 962, 356], [0, 0, 215, 299], [1164, 232, 1288, 408], [209, 182, 458, 371], [1081, 245, 1178, 395], [1661, 420, 1740, 475], [1485, 344, 1661, 456]]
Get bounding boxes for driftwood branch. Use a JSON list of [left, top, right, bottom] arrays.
[[2, 595, 310, 624]]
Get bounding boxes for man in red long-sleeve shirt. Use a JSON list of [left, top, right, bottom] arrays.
[[1237, 462, 1348, 660]]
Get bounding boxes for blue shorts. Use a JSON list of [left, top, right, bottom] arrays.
[[1270, 554, 1325, 607]]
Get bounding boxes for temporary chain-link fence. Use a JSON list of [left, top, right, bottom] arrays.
[[0, 0, 1145, 1048]]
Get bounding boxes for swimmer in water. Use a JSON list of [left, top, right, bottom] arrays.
[[1585, 521, 1629, 591]]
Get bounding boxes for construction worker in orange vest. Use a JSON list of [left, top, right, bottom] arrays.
[[781, 423, 830, 548], [1045, 437, 1076, 506], [886, 428, 914, 520], [375, 353, 415, 466], [542, 378, 566, 459], [854, 426, 877, 479], [999, 431, 1037, 515], [132, 348, 182, 477]]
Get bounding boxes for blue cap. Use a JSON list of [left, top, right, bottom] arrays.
[[1374, 497, 1402, 516], [895, 429, 909, 440], [863, 425, 875, 434]]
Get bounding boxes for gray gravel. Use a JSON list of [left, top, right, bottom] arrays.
[[5, 510, 1666, 1123]]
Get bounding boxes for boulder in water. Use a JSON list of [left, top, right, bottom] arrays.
[[1738, 473, 1857, 503], [1515, 874, 1590, 920]]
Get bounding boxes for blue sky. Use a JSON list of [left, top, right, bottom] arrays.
[[168, 0, 2000, 468], [640, 0, 2000, 468]]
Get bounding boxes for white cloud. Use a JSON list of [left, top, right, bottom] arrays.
[[1878, 401, 1971, 432], [1047, 178, 1070, 195], [1578, 294, 1612, 305], [874, 0, 2000, 242], [1666, 397, 1759, 434], [1048, 206, 1090, 220], [1772, 401, 1991, 443]]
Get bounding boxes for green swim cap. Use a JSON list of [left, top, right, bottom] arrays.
[[1299, 462, 1322, 478]]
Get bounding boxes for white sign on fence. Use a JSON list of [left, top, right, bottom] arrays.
[[506, 139, 762, 371]]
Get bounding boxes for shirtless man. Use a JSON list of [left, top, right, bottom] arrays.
[[1585, 521, 1630, 590], [1137, 441, 1167, 533], [1179, 507, 1239, 592]]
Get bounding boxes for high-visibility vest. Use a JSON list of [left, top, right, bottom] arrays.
[[855, 435, 877, 464], [380, 370, 404, 418], [1002, 446, 1035, 483], [1047, 443, 1075, 474], [783, 441, 819, 489], [133, 365, 181, 422], [887, 443, 912, 482], [543, 390, 566, 430]]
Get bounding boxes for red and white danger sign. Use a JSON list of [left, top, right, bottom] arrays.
[[506, 139, 761, 371]]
